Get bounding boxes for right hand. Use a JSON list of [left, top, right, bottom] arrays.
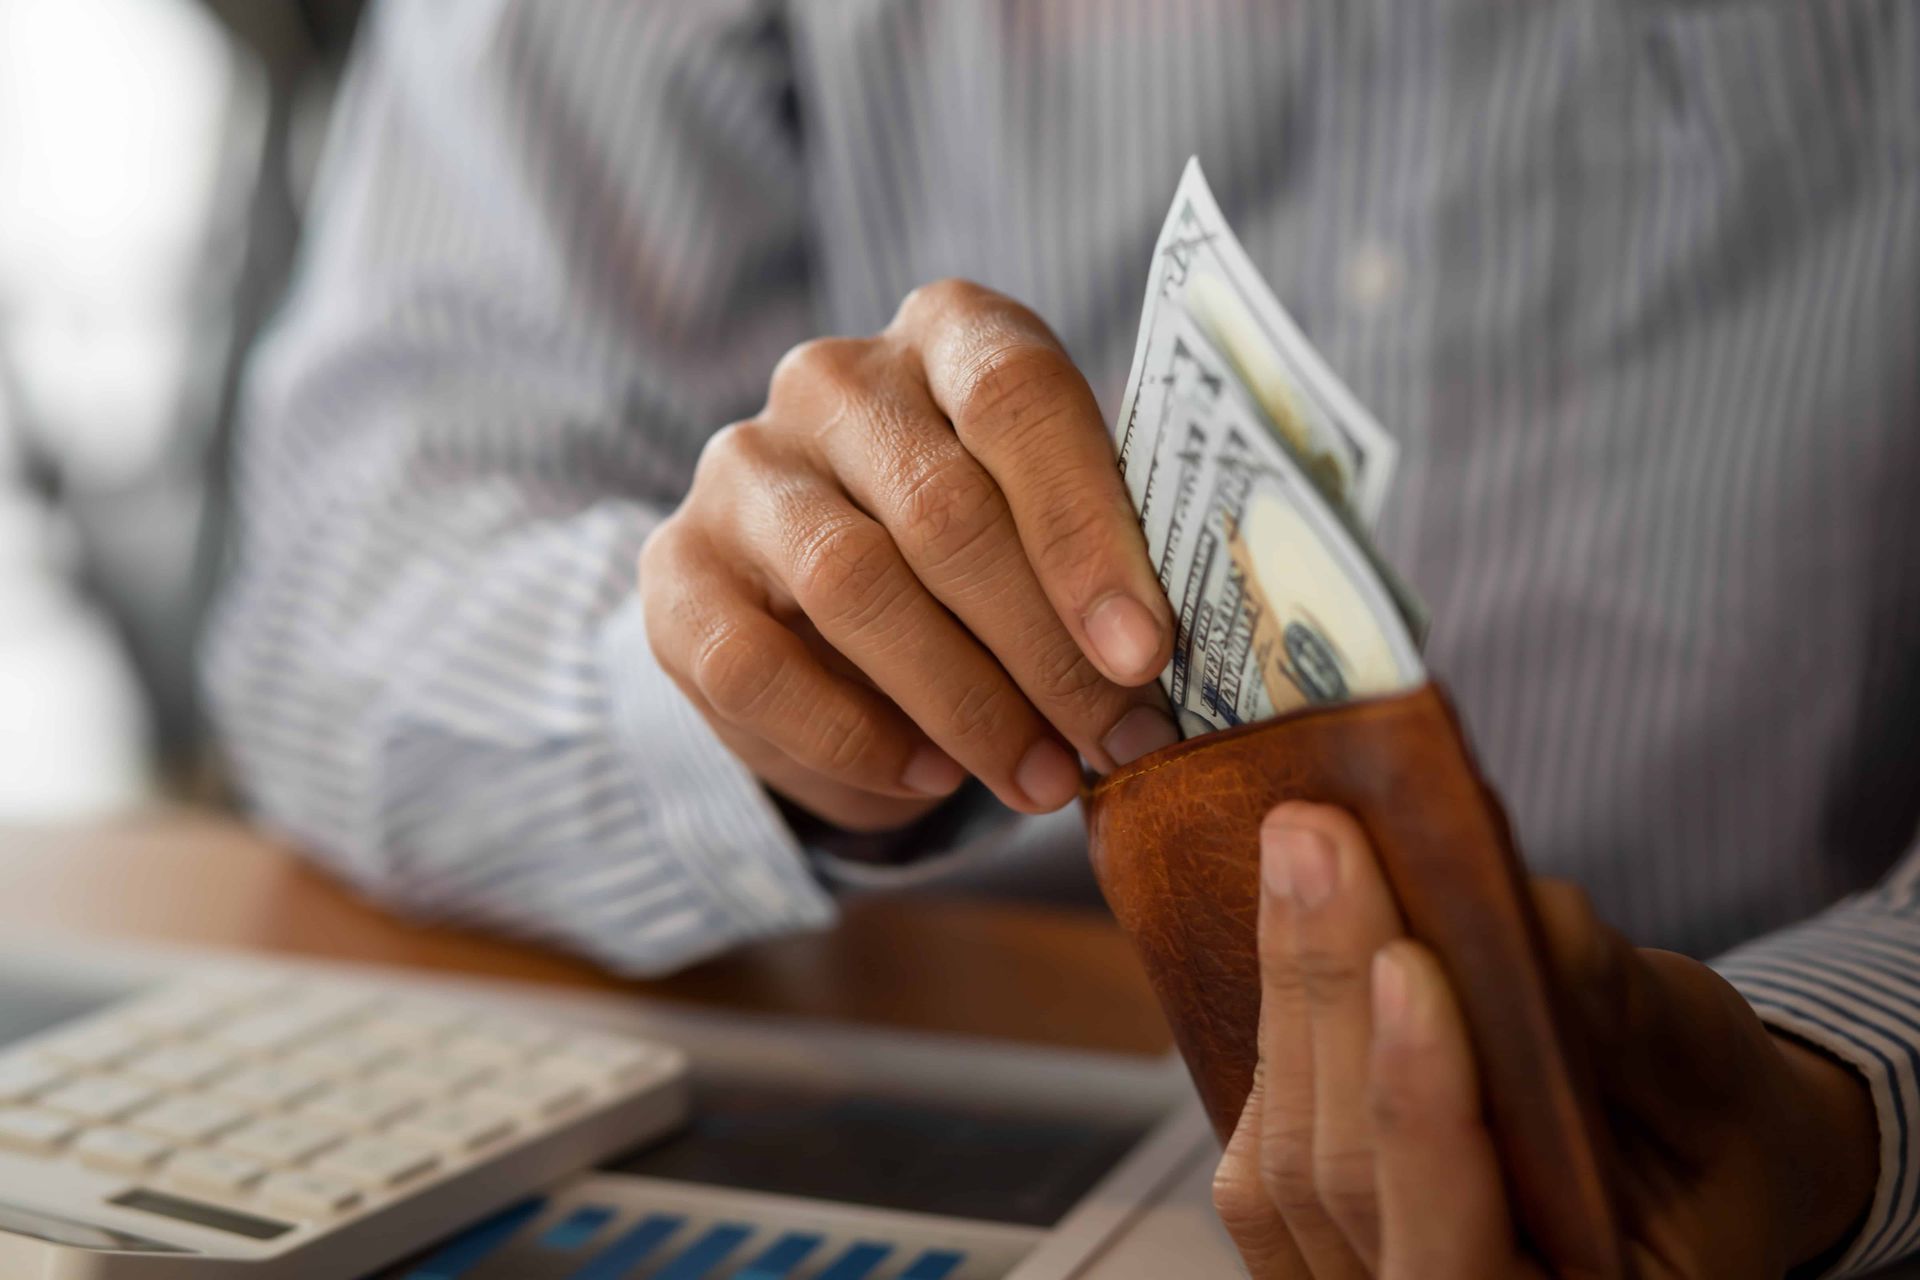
[[639, 279, 1181, 834]]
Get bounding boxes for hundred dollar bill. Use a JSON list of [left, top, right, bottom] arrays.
[[1128, 308, 1424, 736], [1113, 159, 1425, 736], [1116, 157, 1399, 529]]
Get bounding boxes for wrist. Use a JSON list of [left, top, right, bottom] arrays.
[[1771, 1031, 1878, 1271]]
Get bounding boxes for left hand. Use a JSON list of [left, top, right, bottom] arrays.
[[1213, 802, 1881, 1279]]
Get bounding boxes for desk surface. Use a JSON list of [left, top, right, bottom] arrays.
[[0, 808, 1171, 1057]]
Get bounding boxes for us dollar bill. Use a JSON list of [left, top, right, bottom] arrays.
[[1115, 160, 1426, 736], [1116, 158, 1399, 529]]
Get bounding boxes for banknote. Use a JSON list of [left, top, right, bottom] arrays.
[[1115, 158, 1399, 529], [1113, 160, 1425, 736], [1126, 308, 1423, 735]]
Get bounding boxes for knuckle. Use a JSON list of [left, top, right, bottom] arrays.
[[790, 517, 901, 624], [814, 708, 885, 777], [637, 525, 715, 667], [695, 419, 777, 483], [1256, 1123, 1322, 1216], [690, 622, 780, 723], [1536, 878, 1625, 1002], [1538, 878, 1598, 930], [1295, 948, 1368, 1005], [893, 277, 990, 331], [944, 678, 1022, 750], [1025, 634, 1112, 710], [1255, 925, 1307, 998], [1211, 1160, 1278, 1244], [635, 519, 678, 593], [950, 341, 1078, 445], [1025, 498, 1117, 597], [768, 336, 872, 408], [1311, 1146, 1378, 1227], [894, 454, 1005, 572]]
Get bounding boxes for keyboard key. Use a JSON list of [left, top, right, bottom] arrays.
[[119, 992, 233, 1037], [467, 1018, 559, 1054], [815, 1243, 894, 1280], [565, 1214, 685, 1279], [0, 1107, 77, 1154], [466, 1074, 587, 1119], [188, 978, 295, 1019], [368, 1056, 489, 1095], [133, 1095, 251, 1144], [39, 1077, 157, 1124], [650, 1223, 752, 1280], [288, 1037, 397, 1078], [537, 1036, 663, 1085], [405, 1199, 547, 1277], [74, 1126, 173, 1175], [210, 1008, 342, 1057], [168, 1148, 268, 1199], [33, 1023, 147, 1070], [284, 987, 378, 1022], [538, 1203, 616, 1250], [221, 1116, 344, 1166], [311, 1137, 438, 1191], [389, 1104, 517, 1154], [439, 1032, 531, 1068], [120, 1044, 235, 1090], [215, 1063, 327, 1110], [737, 1232, 826, 1279], [0, 1055, 66, 1102], [899, 1250, 966, 1280], [258, 1170, 362, 1221], [297, 1083, 422, 1130], [353, 1005, 473, 1046]]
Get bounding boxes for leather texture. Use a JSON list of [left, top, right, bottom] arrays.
[[1085, 682, 1618, 1272]]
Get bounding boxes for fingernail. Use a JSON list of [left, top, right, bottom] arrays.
[[1372, 947, 1412, 1039], [1103, 704, 1180, 767], [1015, 739, 1082, 810], [1263, 825, 1337, 910], [901, 745, 966, 796], [1084, 594, 1163, 684]]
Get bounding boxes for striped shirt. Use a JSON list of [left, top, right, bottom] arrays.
[[203, 2, 1920, 1270]]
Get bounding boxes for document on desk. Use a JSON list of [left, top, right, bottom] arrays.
[[1113, 159, 1427, 738]]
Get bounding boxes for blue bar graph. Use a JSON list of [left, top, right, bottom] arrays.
[[813, 1242, 893, 1280], [899, 1250, 966, 1280], [730, 1231, 823, 1279], [403, 1198, 547, 1280], [564, 1214, 685, 1280], [539, 1204, 617, 1251], [652, 1223, 754, 1280]]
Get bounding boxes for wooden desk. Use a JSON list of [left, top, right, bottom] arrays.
[[0, 808, 1171, 1057]]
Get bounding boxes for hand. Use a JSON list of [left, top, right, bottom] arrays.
[[1214, 803, 1880, 1279], [639, 279, 1179, 834]]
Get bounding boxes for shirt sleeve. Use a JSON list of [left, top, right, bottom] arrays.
[[1713, 865, 1920, 1275], [202, 0, 840, 976]]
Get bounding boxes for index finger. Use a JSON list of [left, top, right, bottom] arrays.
[[889, 279, 1174, 687], [1370, 942, 1539, 1280]]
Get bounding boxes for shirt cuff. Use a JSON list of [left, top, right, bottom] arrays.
[[791, 778, 1024, 890], [599, 596, 837, 954], [1713, 890, 1920, 1276]]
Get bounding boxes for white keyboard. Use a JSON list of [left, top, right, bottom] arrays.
[[0, 975, 689, 1279]]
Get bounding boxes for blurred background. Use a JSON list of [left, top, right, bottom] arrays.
[[0, 0, 362, 820]]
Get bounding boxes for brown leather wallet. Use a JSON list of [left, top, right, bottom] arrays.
[[1085, 682, 1619, 1271]]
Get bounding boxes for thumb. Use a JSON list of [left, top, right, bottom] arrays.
[[1532, 879, 1738, 1124]]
